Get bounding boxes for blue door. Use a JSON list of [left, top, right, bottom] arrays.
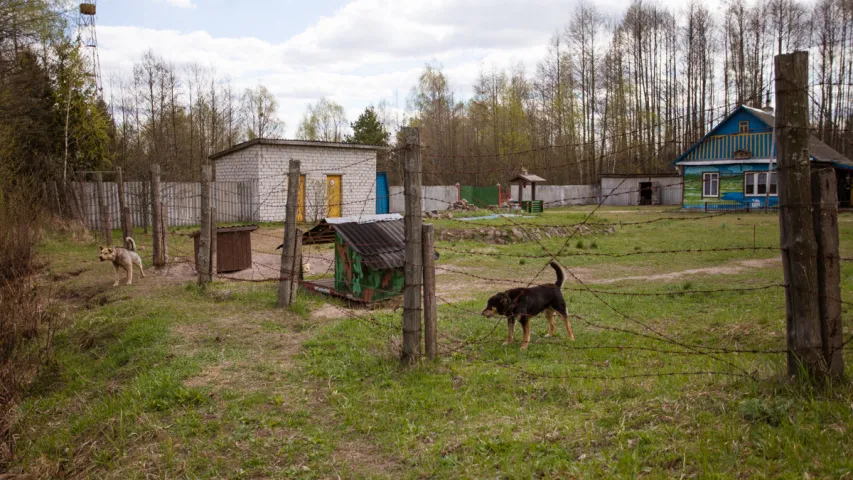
[[376, 172, 389, 214]]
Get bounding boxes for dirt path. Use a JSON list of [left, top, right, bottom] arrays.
[[587, 257, 781, 284], [176, 301, 401, 477], [434, 257, 782, 303]]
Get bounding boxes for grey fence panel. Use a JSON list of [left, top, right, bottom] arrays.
[[77, 179, 259, 229]]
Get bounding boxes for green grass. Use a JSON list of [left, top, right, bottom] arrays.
[[6, 207, 853, 478]]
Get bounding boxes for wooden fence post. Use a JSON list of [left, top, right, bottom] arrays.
[[210, 206, 218, 277], [289, 228, 303, 305], [142, 181, 150, 234], [198, 164, 212, 284], [278, 159, 301, 308], [95, 173, 111, 245], [775, 51, 825, 380], [77, 178, 89, 228], [811, 168, 844, 378], [422, 223, 437, 360], [402, 127, 423, 364], [50, 180, 62, 217], [151, 164, 165, 267], [116, 167, 132, 240], [161, 202, 168, 262]]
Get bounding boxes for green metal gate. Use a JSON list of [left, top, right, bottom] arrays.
[[460, 186, 499, 207]]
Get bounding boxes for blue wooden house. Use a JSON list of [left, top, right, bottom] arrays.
[[673, 105, 853, 209]]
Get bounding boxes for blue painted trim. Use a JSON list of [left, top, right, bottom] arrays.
[[671, 106, 773, 166]]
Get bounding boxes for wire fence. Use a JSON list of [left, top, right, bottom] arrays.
[[44, 90, 852, 384]]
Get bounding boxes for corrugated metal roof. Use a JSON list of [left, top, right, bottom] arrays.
[[333, 219, 405, 270], [302, 214, 403, 246]]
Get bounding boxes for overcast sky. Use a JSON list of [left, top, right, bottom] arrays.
[[96, 0, 720, 137]]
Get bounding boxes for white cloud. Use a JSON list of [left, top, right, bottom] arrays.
[[158, 0, 197, 9], [99, 0, 723, 136]]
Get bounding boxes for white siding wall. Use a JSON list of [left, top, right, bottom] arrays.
[[599, 176, 682, 206], [215, 144, 377, 222], [389, 186, 458, 213]]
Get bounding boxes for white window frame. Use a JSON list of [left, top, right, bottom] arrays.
[[739, 121, 749, 133], [702, 172, 720, 198], [743, 171, 778, 197]]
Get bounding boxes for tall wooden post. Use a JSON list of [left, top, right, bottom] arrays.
[[198, 164, 212, 284], [142, 181, 150, 234], [289, 229, 303, 305], [775, 51, 825, 379], [95, 173, 111, 245], [278, 159, 301, 308], [210, 206, 218, 277], [151, 164, 165, 267], [161, 202, 168, 261], [50, 180, 62, 217], [402, 127, 423, 364], [77, 178, 90, 228], [811, 168, 844, 378], [116, 167, 132, 240], [422, 224, 437, 360]]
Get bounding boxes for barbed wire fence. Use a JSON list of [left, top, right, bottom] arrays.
[[41, 56, 851, 385]]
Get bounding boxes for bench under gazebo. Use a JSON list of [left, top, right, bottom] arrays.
[[508, 168, 546, 213]]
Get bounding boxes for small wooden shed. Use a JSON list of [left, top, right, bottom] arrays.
[[192, 225, 258, 273], [508, 168, 546, 213]]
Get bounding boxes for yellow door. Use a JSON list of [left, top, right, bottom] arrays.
[[297, 175, 306, 222], [326, 175, 342, 218]]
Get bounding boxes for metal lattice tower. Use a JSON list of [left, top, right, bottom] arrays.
[[78, 2, 102, 96]]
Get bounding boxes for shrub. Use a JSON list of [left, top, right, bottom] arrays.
[[0, 184, 56, 468]]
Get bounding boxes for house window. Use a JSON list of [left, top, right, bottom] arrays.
[[744, 171, 778, 196], [739, 121, 749, 133], [703, 172, 720, 198]]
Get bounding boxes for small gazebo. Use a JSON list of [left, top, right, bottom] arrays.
[[508, 168, 546, 213]]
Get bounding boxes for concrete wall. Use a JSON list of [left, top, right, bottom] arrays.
[[511, 185, 600, 206], [216, 144, 377, 222], [599, 176, 682, 206], [389, 186, 458, 213]]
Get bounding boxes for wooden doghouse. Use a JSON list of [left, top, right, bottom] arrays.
[[191, 225, 258, 273], [301, 214, 407, 303]]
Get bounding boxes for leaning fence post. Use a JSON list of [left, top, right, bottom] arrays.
[[422, 223, 437, 360], [811, 167, 844, 378], [142, 181, 150, 235], [402, 127, 423, 364], [151, 164, 165, 267], [278, 159, 301, 308], [775, 51, 824, 380], [198, 164, 212, 284], [50, 180, 62, 217], [95, 173, 111, 245], [161, 202, 168, 262], [116, 167, 132, 240], [210, 206, 218, 278], [289, 228, 303, 305]]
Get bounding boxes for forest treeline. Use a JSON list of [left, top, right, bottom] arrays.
[[409, 0, 853, 185], [3, 0, 853, 187]]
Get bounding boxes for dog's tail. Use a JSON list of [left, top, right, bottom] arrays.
[[550, 261, 564, 287], [125, 237, 137, 252]]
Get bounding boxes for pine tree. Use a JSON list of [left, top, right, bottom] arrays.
[[346, 106, 389, 146]]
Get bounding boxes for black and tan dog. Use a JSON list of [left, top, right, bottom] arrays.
[[98, 237, 145, 286], [482, 261, 575, 349]]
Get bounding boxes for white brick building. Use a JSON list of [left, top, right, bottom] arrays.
[[210, 139, 382, 222]]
